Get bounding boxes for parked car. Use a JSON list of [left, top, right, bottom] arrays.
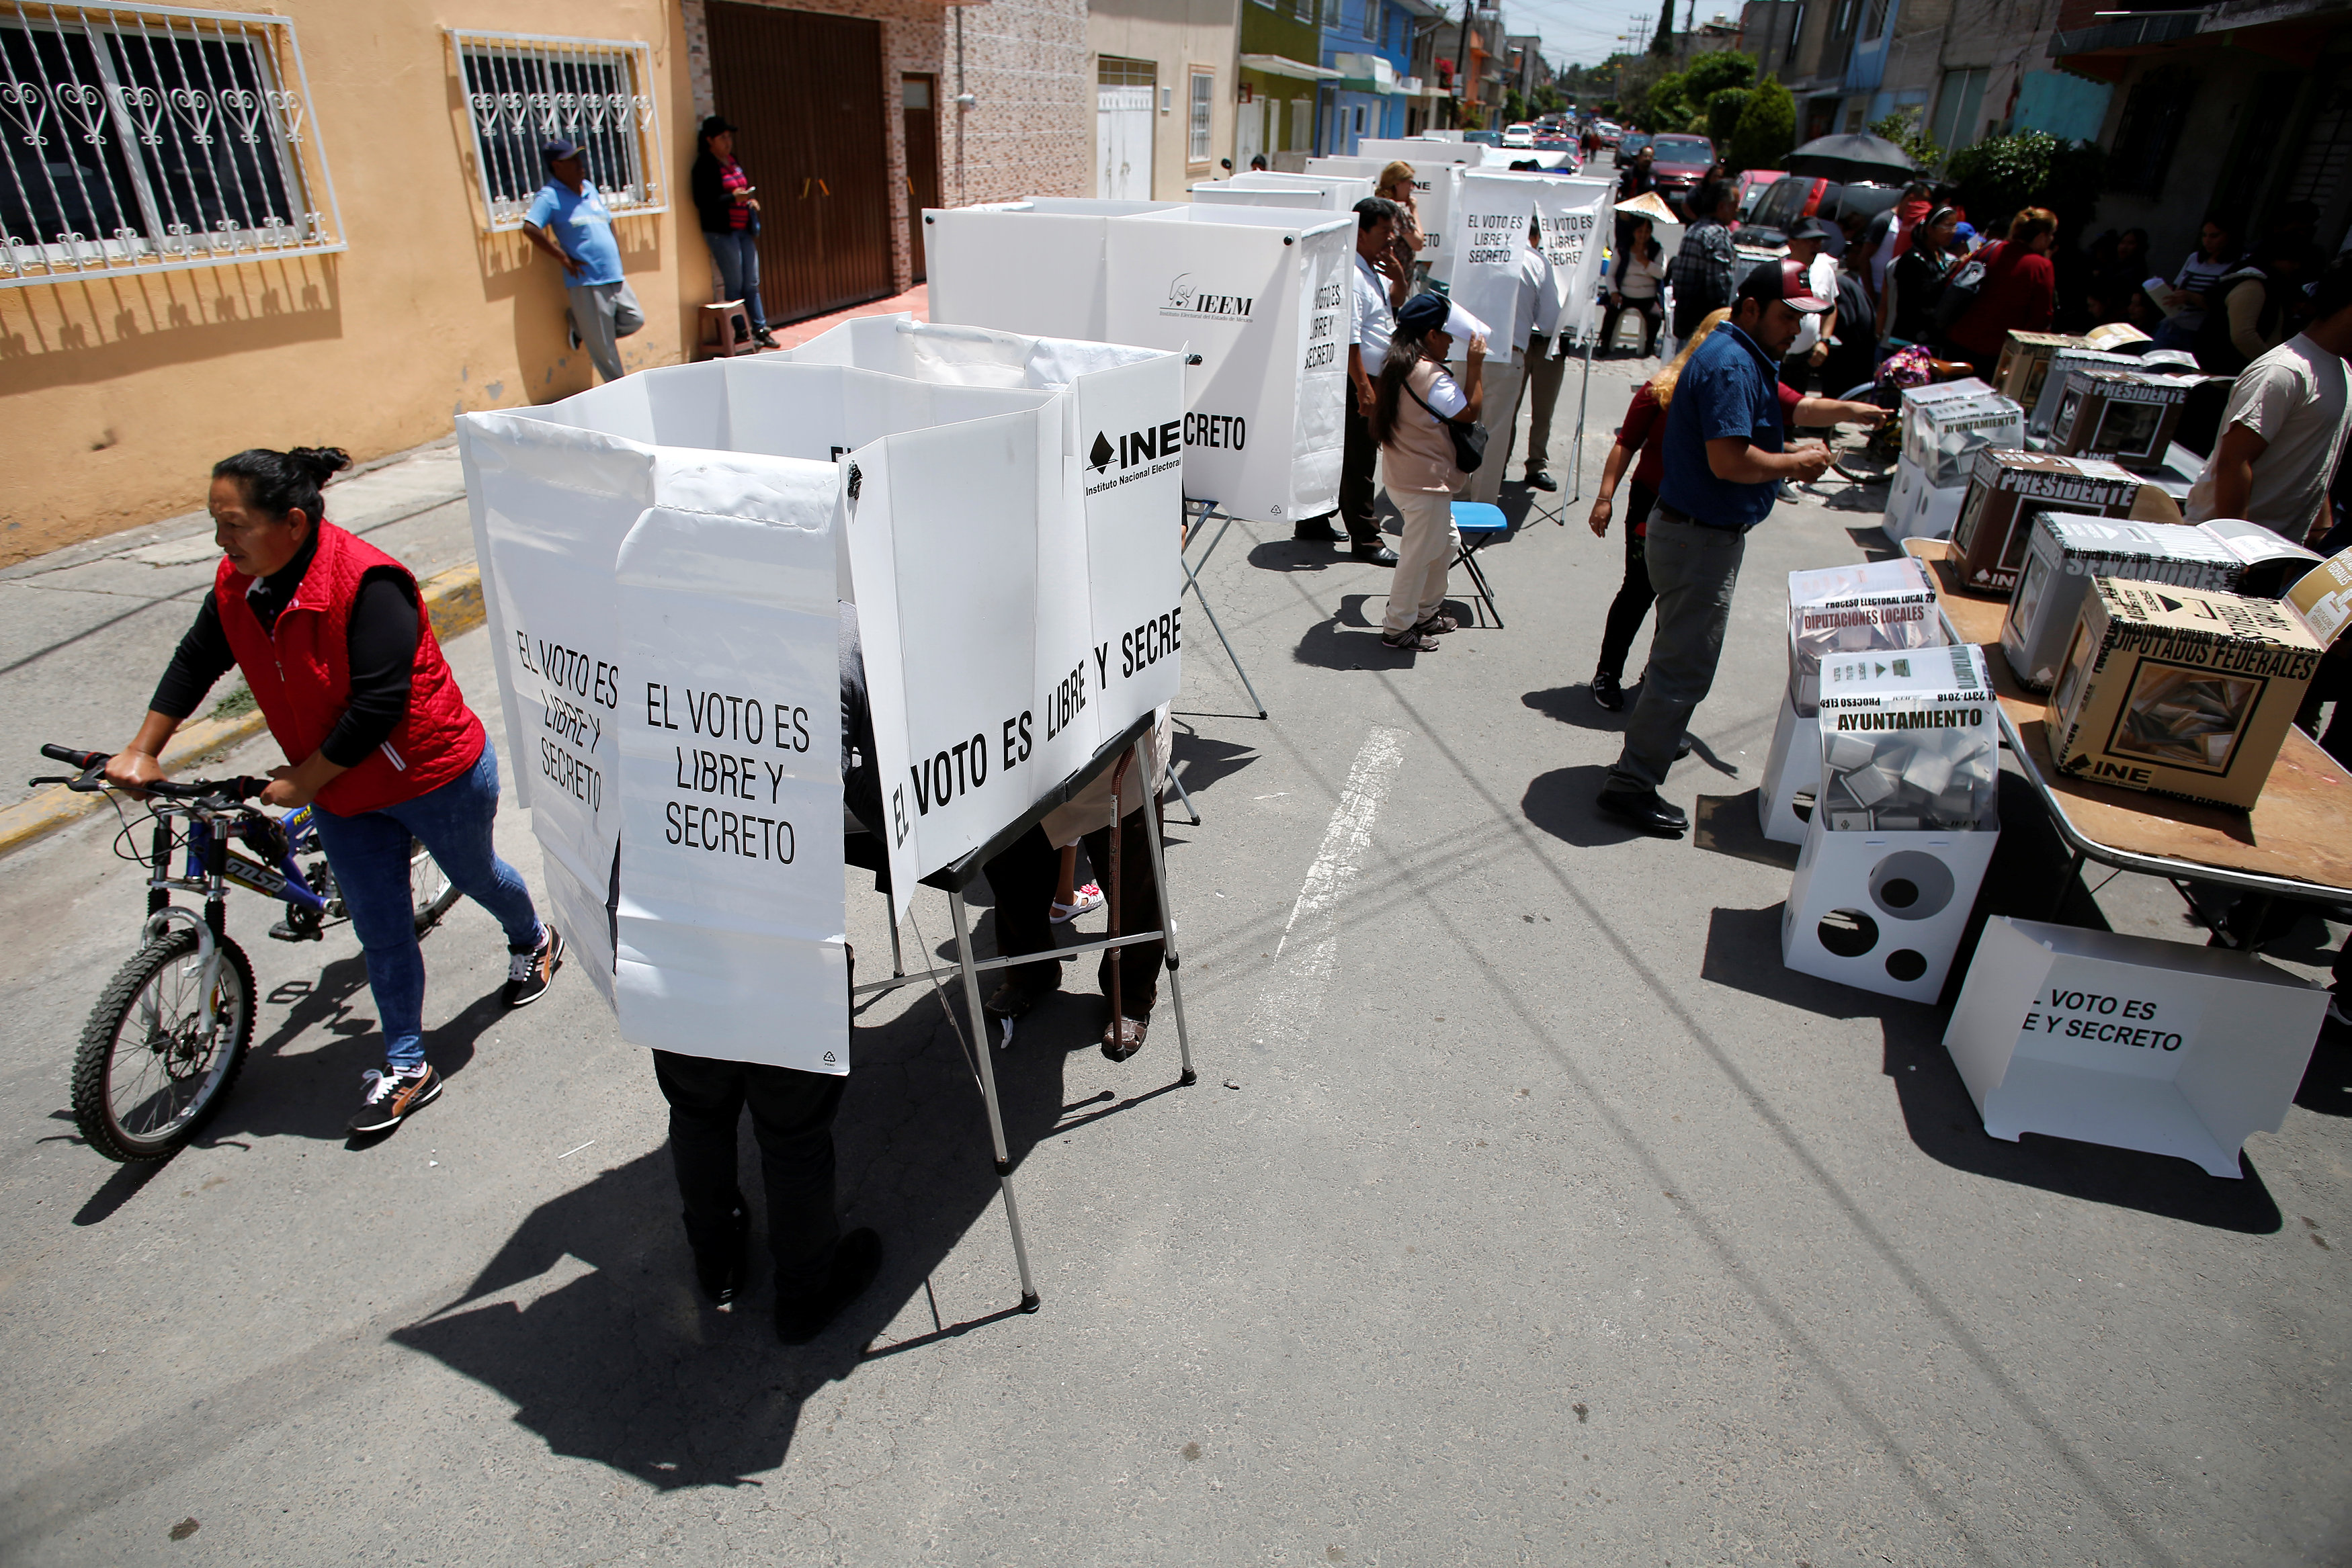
[[1618, 132, 1652, 161], [1593, 120, 1623, 148], [1734, 169, 1784, 221], [1646, 134, 1715, 201], [1501, 123, 1537, 148], [1738, 175, 1903, 253], [1462, 129, 1503, 147]]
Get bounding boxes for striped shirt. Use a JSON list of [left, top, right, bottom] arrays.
[[1673, 220, 1737, 314]]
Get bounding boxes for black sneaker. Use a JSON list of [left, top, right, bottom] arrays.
[[1525, 470, 1560, 492], [1591, 670, 1625, 711], [504, 927, 564, 1008], [775, 1227, 882, 1345], [348, 1063, 441, 1135]]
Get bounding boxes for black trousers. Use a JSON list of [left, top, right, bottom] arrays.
[[1595, 481, 1659, 682], [651, 1049, 843, 1300], [1339, 398, 1384, 547], [1599, 295, 1661, 357], [983, 814, 1164, 1017]]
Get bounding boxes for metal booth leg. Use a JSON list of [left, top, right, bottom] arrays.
[[884, 892, 905, 979], [948, 889, 1042, 1313], [1565, 329, 1598, 507], [1169, 768, 1202, 827], [1138, 739, 1198, 1088], [1181, 503, 1270, 720]]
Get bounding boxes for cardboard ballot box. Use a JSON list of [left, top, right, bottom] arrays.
[[1994, 331, 2087, 411], [2200, 516, 2324, 599], [1944, 917, 2327, 1177], [2025, 348, 2146, 441], [1781, 645, 2001, 1002], [1949, 448, 2177, 596], [2001, 514, 2245, 690], [2048, 367, 2199, 470], [1759, 558, 1946, 842], [2048, 578, 2324, 810]]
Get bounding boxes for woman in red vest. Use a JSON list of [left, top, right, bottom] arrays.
[[106, 447, 562, 1137]]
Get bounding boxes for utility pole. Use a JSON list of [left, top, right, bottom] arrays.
[[1455, 0, 1472, 122]]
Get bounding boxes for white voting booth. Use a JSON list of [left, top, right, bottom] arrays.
[[924, 201, 1351, 527], [1306, 155, 1460, 279], [1191, 171, 1374, 211], [460, 320, 1199, 1311]]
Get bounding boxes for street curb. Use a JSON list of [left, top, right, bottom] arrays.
[[0, 562, 487, 861]]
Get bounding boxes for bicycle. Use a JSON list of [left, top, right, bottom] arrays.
[[29, 744, 460, 1164]]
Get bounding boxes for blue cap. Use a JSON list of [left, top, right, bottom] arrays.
[[1396, 291, 1448, 335], [542, 137, 584, 164]]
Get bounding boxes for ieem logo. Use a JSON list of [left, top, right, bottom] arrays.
[[1159, 273, 1253, 319]]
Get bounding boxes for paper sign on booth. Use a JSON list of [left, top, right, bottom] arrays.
[[614, 500, 848, 1075]]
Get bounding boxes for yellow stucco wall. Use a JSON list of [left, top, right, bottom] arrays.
[[1087, 0, 1240, 201], [0, 1, 698, 565]]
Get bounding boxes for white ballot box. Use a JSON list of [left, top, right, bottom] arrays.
[[1945, 918, 2328, 1176]]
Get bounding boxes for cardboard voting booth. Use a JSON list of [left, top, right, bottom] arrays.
[[1192, 171, 1374, 211], [1445, 171, 1613, 357], [1759, 558, 1947, 843], [1945, 917, 2328, 1176], [1781, 645, 2001, 1004], [1307, 155, 1459, 277], [923, 201, 1353, 523]]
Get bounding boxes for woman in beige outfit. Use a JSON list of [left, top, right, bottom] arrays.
[[1369, 291, 1486, 652]]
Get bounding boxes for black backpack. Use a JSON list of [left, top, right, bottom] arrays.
[[1933, 241, 2000, 336]]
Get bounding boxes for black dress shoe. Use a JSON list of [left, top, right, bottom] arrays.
[[1352, 543, 1400, 566], [1591, 670, 1624, 711], [983, 973, 1058, 1021], [1676, 732, 1695, 760], [1525, 470, 1559, 492], [1595, 787, 1688, 836], [1294, 517, 1346, 542], [690, 1205, 751, 1307], [775, 1227, 882, 1345]]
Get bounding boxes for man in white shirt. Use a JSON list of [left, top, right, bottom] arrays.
[[2187, 255, 2352, 543], [1324, 195, 1407, 565], [1465, 219, 1546, 506], [1521, 218, 1569, 492], [1775, 217, 1842, 392]]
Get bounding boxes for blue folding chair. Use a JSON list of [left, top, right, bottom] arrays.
[[1449, 502, 1509, 627]]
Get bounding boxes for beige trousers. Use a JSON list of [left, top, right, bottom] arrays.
[[1382, 485, 1459, 635]]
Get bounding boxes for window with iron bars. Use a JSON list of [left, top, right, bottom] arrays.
[[0, 3, 341, 287], [451, 30, 663, 232]]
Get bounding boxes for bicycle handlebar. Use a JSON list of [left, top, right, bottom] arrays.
[[32, 744, 266, 803]]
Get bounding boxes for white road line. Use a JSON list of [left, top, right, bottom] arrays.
[[1251, 728, 1406, 1049]]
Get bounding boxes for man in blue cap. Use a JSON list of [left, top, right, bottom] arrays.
[[1595, 259, 1833, 837], [523, 137, 643, 382]]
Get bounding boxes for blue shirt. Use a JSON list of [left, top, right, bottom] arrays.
[[524, 178, 624, 286], [1656, 320, 1786, 531]]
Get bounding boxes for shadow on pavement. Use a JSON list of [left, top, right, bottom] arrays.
[[1521, 765, 1651, 848], [1841, 523, 1902, 558], [1691, 791, 1798, 871], [392, 978, 1177, 1489], [1169, 724, 1259, 797], [2298, 1018, 2352, 1117], [1522, 684, 1628, 736]]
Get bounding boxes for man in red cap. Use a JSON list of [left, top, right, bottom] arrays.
[[1596, 259, 1833, 837]]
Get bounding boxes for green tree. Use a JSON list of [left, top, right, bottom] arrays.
[[1638, 70, 1689, 132], [1867, 107, 1942, 175], [1681, 49, 1755, 104], [1649, 8, 1673, 56], [1944, 130, 2107, 237], [1505, 87, 1529, 126], [1728, 76, 1796, 174], [1706, 87, 1751, 146]]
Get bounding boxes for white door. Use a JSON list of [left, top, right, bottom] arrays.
[[1097, 85, 1154, 200], [1237, 95, 1264, 167]]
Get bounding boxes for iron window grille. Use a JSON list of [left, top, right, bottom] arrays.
[[1189, 69, 1212, 161], [450, 29, 665, 232], [0, 1, 341, 288]]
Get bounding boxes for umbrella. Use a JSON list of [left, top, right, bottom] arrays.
[[1613, 191, 1681, 229], [1785, 132, 1917, 184]]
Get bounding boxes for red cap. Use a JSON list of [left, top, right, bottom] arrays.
[[1736, 257, 1831, 313]]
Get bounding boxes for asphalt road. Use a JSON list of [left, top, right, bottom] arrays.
[[2, 353, 2348, 1567]]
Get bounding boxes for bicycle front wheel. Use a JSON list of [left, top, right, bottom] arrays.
[[411, 840, 460, 934], [71, 930, 255, 1163]]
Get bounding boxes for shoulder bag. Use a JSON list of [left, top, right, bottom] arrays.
[[1932, 241, 2001, 336], [1402, 367, 1487, 473]]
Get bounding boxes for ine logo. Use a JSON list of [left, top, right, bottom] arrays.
[[1083, 421, 1185, 496], [1159, 272, 1253, 319], [1088, 431, 1117, 472]]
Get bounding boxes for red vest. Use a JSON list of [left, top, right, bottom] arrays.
[[216, 523, 483, 816]]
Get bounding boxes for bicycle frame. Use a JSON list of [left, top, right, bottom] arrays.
[[144, 801, 331, 1041]]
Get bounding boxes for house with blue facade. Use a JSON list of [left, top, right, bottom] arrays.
[[1315, 0, 1434, 153]]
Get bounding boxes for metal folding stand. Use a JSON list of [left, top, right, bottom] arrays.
[[1181, 497, 1269, 720], [852, 713, 1197, 1315], [1563, 312, 1601, 507]]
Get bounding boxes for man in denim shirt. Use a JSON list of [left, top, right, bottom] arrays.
[[1597, 261, 1834, 836]]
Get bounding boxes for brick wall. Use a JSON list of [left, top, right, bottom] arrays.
[[948, 0, 1092, 205]]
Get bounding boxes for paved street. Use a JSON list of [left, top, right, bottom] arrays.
[[3, 357, 2349, 1567]]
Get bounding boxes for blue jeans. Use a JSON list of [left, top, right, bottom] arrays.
[[704, 229, 767, 333], [310, 744, 542, 1070]]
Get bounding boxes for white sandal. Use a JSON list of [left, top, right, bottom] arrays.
[[1052, 883, 1104, 922]]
